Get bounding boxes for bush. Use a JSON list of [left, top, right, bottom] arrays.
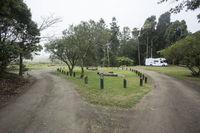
[[116, 57, 134, 66], [160, 31, 200, 76]]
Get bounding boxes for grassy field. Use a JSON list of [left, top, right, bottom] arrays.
[[24, 62, 64, 70], [134, 66, 200, 85], [54, 67, 151, 108]]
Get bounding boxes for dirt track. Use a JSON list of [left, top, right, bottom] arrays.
[[0, 69, 199, 133]]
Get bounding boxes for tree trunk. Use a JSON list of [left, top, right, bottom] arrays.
[[146, 36, 149, 58], [80, 59, 84, 78], [137, 37, 141, 66], [69, 68, 73, 76], [19, 53, 23, 76]]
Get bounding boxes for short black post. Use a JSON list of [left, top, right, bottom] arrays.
[[138, 72, 140, 76], [100, 74, 104, 89], [139, 72, 142, 77], [123, 79, 127, 88], [145, 77, 148, 83], [73, 72, 76, 77], [142, 74, 145, 80], [70, 72, 72, 76], [84, 76, 88, 84], [66, 71, 69, 76], [140, 78, 143, 86]]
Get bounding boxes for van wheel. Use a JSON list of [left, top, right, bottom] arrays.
[[150, 64, 152, 66]]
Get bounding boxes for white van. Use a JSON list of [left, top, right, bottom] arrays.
[[145, 58, 168, 66]]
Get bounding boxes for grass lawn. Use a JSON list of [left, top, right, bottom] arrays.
[[54, 67, 151, 108], [24, 62, 65, 70], [134, 65, 200, 85]]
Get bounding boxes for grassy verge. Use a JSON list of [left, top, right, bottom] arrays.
[[134, 66, 200, 85], [53, 67, 151, 108]]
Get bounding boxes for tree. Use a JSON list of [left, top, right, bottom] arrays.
[[159, 0, 200, 22], [89, 19, 111, 67], [116, 57, 134, 66], [164, 20, 188, 46], [155, 12, 171, 53], [109, 17, 120, 66], [139, 16, 157, 63], [132, 28, 141, 65], [45, 25, 79, 74], [18, 21, 41, 76], [0, 0, 41, 74], [73, 21, 95, 77], [160, 31, 200, 76]]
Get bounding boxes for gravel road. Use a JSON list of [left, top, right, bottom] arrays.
[[0, 69, 199, 133]]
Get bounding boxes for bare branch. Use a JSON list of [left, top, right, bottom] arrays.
[[38, 14, 62, 31]]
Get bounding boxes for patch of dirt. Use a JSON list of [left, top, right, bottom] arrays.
[[0, 72, 34, 108]]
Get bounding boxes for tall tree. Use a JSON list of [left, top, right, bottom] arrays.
[[109, 17, 120, 66], [73, 21, 95, 77], [164, 20, 188, 46], [139, 16, 157, 62], [155, 12, 171, 53], [132, 28, 141, 65], [0, 0, 41, 74]]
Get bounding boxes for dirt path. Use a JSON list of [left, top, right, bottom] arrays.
[[0, 69, 199, 133]]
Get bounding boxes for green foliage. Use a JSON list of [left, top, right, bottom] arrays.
[[159, 0, 200, 22], [45, 29, 79, 73], [116, 57, 134, 66], [155, 12, 171, 54], [0, 0, 41, 74], [160, 31, 200, 76], [164, 20, 188, 46], [139, 16, 157, 63], [109, 17, 120, 66]]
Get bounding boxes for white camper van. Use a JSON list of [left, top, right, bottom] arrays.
[[145, 58, 168, 66]]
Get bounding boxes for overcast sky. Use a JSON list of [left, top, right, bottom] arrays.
[[24, 0, 200, 61]]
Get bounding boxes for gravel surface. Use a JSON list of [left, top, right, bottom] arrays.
[[0, 69, 199, 133]]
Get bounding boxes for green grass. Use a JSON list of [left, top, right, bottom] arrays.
[[24, 62, 65, 70], [134, 65, 200, 85], [53, 67, 151, 108]]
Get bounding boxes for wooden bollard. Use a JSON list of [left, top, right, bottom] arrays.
[[140, 78, 143, 86], [73, 72, 76, 77], [66, 71, 69, 76], [145, 77, 148, 83], [123, 79, 127, 88], [84, 76, 88, 84], [142, 74, 145, 80]]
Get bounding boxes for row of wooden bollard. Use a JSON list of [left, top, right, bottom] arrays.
[[132, 69, 148, 86], [57, 68, 89, 85], [57, 68, 76, 77], [119, 67, 148, 86]]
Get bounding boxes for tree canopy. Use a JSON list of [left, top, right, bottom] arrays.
[[159, 0, 200, 22], [160, 31, 200, 76], [0, 0, 41, 74]]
